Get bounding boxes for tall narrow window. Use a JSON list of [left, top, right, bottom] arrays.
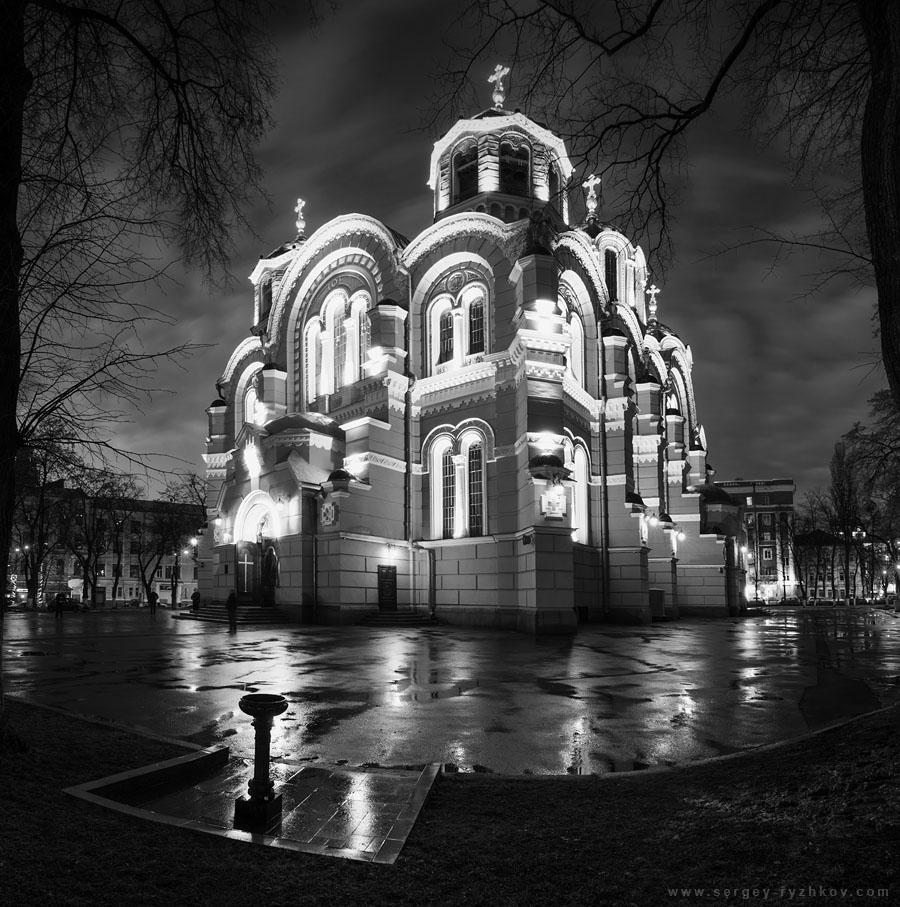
[[469, 300, 484, 354], [304, 324, 319, 403], [438, 310, 453, 363], [441, 449, 455, 539], [548, 166, 560, 207], [468, 444, 484, 537], [605, 249, 618, 302], [259, 280, 273, 320], [453, 146, 478, 201], [568, 314, 585, 387], [333, 315, 346, 390], [500, 143, 530, 196], [358, 306, 370, 371]]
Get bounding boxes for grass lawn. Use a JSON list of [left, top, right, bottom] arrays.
[[1, 697, 898, 906]]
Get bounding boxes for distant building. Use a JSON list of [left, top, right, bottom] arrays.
[[718, 478, 796, 602], [202, 75, 746, 632], [11, 495, 202, 607]]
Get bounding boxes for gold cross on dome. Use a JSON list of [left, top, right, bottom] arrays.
[[294, 197, 306, 235], [582, 173, 601, 214], [647, 283, 661, 320], [489, 64, 510, 108]]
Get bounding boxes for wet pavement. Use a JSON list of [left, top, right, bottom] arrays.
[[5, 607, 900, 775], [66, 746, 439, 863]]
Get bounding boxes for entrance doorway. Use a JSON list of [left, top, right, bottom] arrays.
[[236, 542, 258, 604], [377, 565, 397, 612]]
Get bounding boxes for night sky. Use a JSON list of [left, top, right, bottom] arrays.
[[115, 0, 883, 499]]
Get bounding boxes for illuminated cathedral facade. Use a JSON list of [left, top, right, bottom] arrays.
[[200, 72, 745, 633]]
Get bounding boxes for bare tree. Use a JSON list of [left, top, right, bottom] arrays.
[[10, 437, 76, 608], [0, 0, 314, 738], [441, 2, 899, 401]]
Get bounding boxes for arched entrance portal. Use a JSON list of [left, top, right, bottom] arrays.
[[233, 492, 281, 606]]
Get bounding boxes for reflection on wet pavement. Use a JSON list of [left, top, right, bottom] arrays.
[[6, 607, 900, 775]]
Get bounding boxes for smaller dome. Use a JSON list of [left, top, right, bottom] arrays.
[[209, 398, 227, 408], [327, 468, 354, 483], [263, 412, 344, 439], [261, 362, 282, 372]]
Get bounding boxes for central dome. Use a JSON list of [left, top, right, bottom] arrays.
[[428, 108, 573, 226]]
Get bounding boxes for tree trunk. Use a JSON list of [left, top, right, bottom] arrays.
[[0, 0, 29, 740], [859, 2, 900, 409]]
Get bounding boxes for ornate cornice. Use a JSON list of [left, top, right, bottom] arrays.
[[220, 336, 263, 385], [403, 213, 518, 269], [344, 452, 407, 474]]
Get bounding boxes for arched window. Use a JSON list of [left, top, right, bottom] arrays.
[[568, 313, 585, 387], [548, 166, 560, 206], [358, 304, 370, 372], [441, 449, 456, 539], [304, 322, 320, 404], [467, 443, 484, 537], [453, 145, 478, 202], [500, 142, 529, 196], [605, 249, 618, 302], [259, 279, 273, 321], [243, 382, 260, 426], [438, 310, 454, 363], [573, 446, 590, 544], [469, 300, 484, 354], [333, 313, 346, 390]]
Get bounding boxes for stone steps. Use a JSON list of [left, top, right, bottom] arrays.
[[174, 605, 284, 625]]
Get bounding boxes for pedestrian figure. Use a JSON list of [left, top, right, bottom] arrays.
[[54, 591, 66, 618], [148, 590, 159, 614], [225, 590, 238, 632], [191, 589, 201, 612]]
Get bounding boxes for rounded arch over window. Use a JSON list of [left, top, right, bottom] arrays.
[[425, 277, 491, 375], [452, 143, 478, 202], [572, 445, 590, 544], [567, 311, 585, 387], [234, 490, 282, 544], [424, 422, 493, 540], [499, 140, 530, 196], [233, 362, 264, 437]]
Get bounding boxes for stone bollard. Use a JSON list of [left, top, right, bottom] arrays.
[[233, 693, 288, 832]]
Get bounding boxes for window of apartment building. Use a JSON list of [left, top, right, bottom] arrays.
[[761, 513, 773, 525], [155, 567, 162, 578], [129, 564, 140, 579], [131, 520, 140, 533], [762, 547, 773, 561], [97, 564, 106, 577], [193, 566, 198, 580]]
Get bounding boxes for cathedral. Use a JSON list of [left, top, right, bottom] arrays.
[[200, 69, 745, 634]]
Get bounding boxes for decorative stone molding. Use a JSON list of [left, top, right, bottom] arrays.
[[552, 233, 610, 313], [413, 360, 497, 399], [220, 337, 264, 385], [605, 474, 628, 486], [344, 452, 407, 474], [403, 213, 519, 268], [633, 434, 662, 454]]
